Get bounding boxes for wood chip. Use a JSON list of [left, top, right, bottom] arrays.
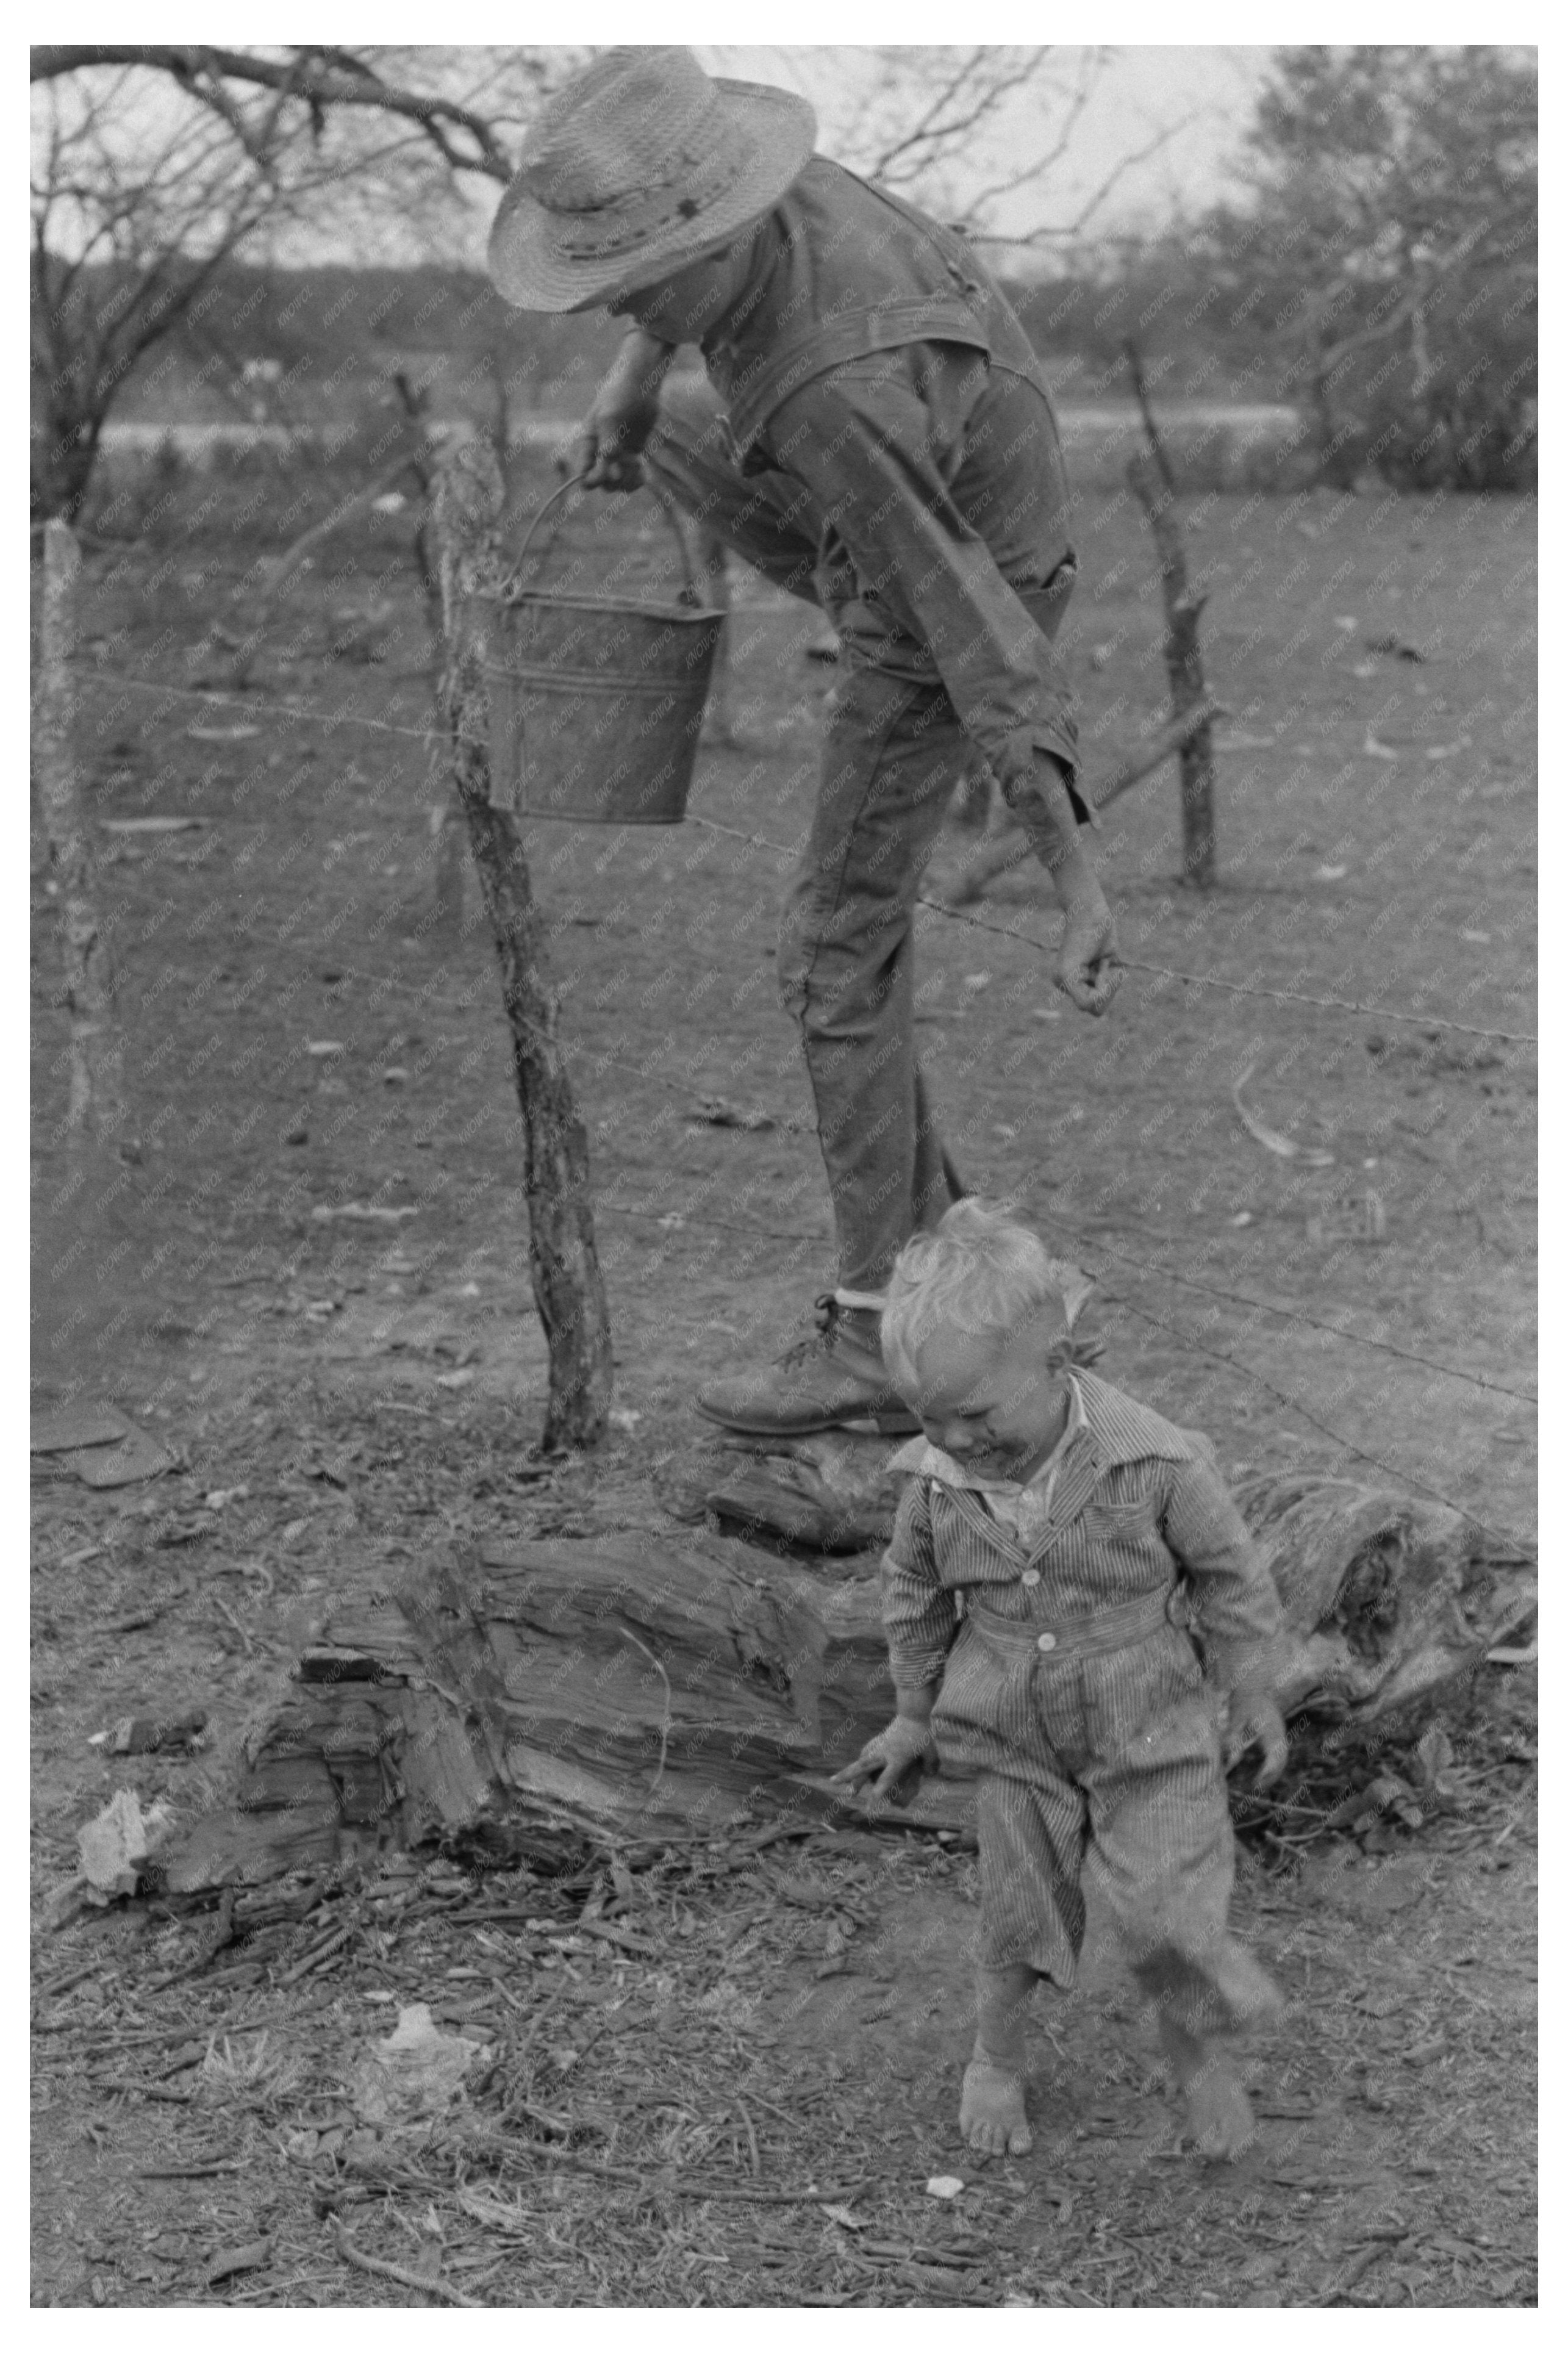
[[205, 2239, 271, 2286]]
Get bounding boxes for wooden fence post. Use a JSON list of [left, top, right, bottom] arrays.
[[426, 436, 612, 1453], [35, 517, 126, 1153], [1125, 344, 1219, 889]]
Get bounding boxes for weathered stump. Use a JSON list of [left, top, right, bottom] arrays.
[[160, 1460, 1534, 1895]]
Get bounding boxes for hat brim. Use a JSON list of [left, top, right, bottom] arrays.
[[488, 77, 817, 314]]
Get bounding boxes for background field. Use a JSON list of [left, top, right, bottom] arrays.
[[30, 440, 1537, 2305]]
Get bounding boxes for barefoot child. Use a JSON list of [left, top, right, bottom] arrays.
[[834, 1202, 1291, 2160]]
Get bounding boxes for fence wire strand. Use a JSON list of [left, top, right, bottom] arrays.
[[71, 667, 1535, 1046], [51, 657, 1535, 1536]]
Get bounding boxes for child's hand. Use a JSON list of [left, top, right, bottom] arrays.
[[831, 1715, 939, 1806], [1225, 1689, 1288, 1788]]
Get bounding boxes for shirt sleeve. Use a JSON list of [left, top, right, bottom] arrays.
[[765, 353, 1081, 789], [1159, 1448, 1288, 1694], [879, 1477, 958, 1697]]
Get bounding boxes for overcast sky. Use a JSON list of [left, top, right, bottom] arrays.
[[691, 46, 1272, 248], [33, 42, 1277, 270]]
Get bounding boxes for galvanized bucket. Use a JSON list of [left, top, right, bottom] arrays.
[[479, 475, 725, 826]]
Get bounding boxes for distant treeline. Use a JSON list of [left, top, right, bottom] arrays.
[[62, 237, 1535, 497], [102, 257, 1284, 427]]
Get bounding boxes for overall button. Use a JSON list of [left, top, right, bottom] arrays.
[[1020, 1568, 1041, 1588], [1036, 1631, 1057, 1653]]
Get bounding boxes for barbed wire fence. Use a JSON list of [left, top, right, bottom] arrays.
[[49, 653, 1537, 1552]]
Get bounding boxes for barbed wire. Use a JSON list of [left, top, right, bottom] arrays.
[[597, 1185, 1533, 1553], [689, 816, 1538, 1048], [277, 975, 1535, 1407], [70, 668, 1534, 1047], [78, 664, 448, 749], [1098, 1289, 1534, 1556], [1050, 1227, 1536, 1406], [54, 660, 1536, 1506], [1111, 960, 1535, 1049]]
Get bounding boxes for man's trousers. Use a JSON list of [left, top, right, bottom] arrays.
[[644, 396, 1076, 1291]]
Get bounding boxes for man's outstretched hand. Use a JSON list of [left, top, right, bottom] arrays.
[[831, 1714, 939, 1808], [1054, 886, 1123, 1016]]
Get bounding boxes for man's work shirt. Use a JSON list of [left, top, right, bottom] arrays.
[[685, 159, 1081, 789], [882, 1370, 1288, 1698]]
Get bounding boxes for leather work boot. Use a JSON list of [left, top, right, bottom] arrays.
[[695, 1294, 920, 1437]]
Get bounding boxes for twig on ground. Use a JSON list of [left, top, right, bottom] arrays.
[[489, 2135, 866, 2207], [279, 1923, 355, 1987], [212, 1591, 256, 1656], [572, 1917, 659, 1958], [332, 2217, 484, 2308], [138, 2161, 243, 2178], [1312, 2230, 1409, 2305], [37, 1962, 103, 2001], [93, 2077, 195, 2103]]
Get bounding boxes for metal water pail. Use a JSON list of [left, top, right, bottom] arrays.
[[479, 475, 725, 826]]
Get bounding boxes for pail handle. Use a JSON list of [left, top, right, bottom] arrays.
[[503, 471, 707, 607]]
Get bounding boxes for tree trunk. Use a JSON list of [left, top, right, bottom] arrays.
[[35, 518, 125, 1152], [31, 402, 99, 525], [1125, 344, 1219, 889], [428, 436, 613, 1454], [157, 1464, 1536, 1895]]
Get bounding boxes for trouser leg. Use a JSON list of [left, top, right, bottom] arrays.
[[974, 1764, 1090, 1987], [778, 667, 972, 1291], [1083, 1674, 1281, 2039]]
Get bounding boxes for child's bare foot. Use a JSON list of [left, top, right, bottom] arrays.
[[1182, 2058, 1255, 2158], [1159, 2018, 1256, 2160], [960, 2057, 1033, 2158]]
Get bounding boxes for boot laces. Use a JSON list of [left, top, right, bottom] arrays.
[[770, 1293, 853, 1371]]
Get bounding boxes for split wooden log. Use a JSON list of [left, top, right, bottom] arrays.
[[428, 435, 612, 1453], [1125, 342, 1219, 889], [160, 1464, 1534, 1894]]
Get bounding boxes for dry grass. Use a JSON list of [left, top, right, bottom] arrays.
[[32, 1746, 1537, 2308]]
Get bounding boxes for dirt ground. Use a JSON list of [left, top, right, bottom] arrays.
[[31, 451, 1537, 2305]]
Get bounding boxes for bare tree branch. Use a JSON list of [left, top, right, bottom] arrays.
[[30, 45, 517, 181], [865, 48, 1047, 183], [972, 110, 1204, 250]]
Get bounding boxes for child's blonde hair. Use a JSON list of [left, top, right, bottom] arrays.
[[881, 1199, 1086, 1391]]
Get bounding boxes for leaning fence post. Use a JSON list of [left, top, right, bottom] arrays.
[[35, 517, 126, 1154], [426, 435, 612, 1452], [1125, 343, 1219, 890]]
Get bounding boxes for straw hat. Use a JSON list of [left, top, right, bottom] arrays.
[[489, 48, 817, 313]]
